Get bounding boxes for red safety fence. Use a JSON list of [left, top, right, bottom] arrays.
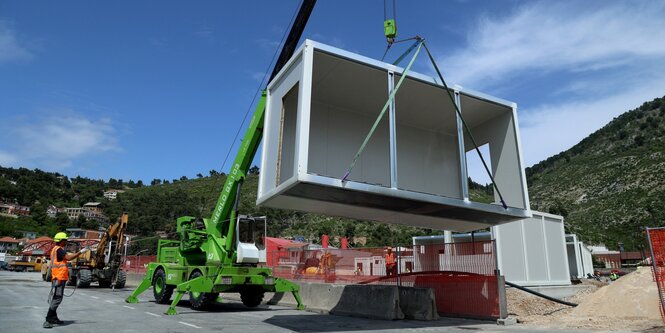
[[124, 255, 156, 274], [647, 228, 665, 323], [267, 240, 500, 319]]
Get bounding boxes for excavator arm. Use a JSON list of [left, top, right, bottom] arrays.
[[91, 213, 128, 268]]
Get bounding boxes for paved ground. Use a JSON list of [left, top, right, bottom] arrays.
[[0, 271, 607, 333]]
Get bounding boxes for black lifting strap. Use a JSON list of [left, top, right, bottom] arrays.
[[421, 42, 509, 209]]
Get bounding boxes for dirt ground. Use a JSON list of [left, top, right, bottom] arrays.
[[507, 266, 663, 332]]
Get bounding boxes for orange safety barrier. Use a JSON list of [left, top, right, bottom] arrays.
[[124, 255, 156, 274], [647, 228, 665, 323], [413, 272, 499, 319]]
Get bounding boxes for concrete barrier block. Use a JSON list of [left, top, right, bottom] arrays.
[[330, 285, 404, 321], [398, 287, 439, 321]]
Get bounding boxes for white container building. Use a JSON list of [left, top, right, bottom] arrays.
[[258, 40, 531, 232]]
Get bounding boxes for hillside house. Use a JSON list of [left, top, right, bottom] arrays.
[[0, 237, 20, 252], [65, 228, 103, 240], [103, 190, 124, 200], [0, 202, 31, 217]]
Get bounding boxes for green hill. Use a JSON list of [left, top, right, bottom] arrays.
[[526, 95, 665, 250]]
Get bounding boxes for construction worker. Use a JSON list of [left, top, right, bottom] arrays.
[[43, 232, 87, 329], [610, 271, 619, 281], [384, 247, 397, 276]]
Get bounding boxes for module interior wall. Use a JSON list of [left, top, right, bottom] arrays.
[[465, 110, 527, 209], [260, 56, 303, 197], [396, 122, 462, 198], [307, 100, 390, 187]]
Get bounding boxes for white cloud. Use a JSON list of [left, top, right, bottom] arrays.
[[519, 75, 665, 167], [441, 1, 665, 88], [0, 21, 33, 63], [0, 112, 120, 170], [435, 1, 665, 167]]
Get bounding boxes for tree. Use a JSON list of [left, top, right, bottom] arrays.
[[55, 212, 69, 229], [180, 176, 188, 181], [151, 179, 161, 186], [196, 173, 203, 178], [81, 218, 99, 231], [76, 214, 87, 228], [209, 170, 219, 177], [136, 180, 144, 187], [249, 165, 260, 175]]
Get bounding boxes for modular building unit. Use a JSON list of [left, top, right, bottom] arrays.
[[412, 211, 571, 286], [566, 234, 594, 279], [258, 39, 531, 232], [493, 211, 571, 286]]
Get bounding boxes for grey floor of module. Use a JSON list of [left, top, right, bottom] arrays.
[[0, 271, 598, 333]]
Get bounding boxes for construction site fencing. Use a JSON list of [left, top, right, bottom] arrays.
[[647, 227, 665, 323], [124, 255, 156, 274], [267, 240, 500, 319]]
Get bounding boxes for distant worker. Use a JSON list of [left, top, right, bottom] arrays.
[[43, 232, 88, 329], [384, 247, 397, 276]]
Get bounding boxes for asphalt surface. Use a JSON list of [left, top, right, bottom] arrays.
[[0, 271, 595, 333]]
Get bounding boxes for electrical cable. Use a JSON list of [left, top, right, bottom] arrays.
[[218, 0, 304, 173]]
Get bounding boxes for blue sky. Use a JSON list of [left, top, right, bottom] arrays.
[[1, 0, 664, 184]]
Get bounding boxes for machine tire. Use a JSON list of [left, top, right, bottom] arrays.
[[188, 271, 217, 310], [153, 269, 174, 304], [240, 286, 265, 308], [115, 270, 127, 289], [77, 269, 92, 288], [67, 268, 77, 286]]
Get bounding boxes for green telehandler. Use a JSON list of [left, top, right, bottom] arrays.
[[125, 0, 316, 315]]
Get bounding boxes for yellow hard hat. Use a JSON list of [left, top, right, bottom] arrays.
[[54, 232, 68, 242]]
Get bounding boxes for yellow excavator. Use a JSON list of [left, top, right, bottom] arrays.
[[68, 213, 129, 288]]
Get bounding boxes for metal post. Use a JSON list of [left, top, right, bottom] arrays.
[[454, 91, 469, 200], [493, 239, 501, 276], [388, 71, 398, 189], [396, 245, 401, 287]]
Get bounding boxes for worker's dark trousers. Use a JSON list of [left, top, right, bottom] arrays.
[[46, 280, 66, 321]]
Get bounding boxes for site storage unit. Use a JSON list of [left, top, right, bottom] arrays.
[[493, 211, 571, 286], [566, 234, 594, 279], [258, 40, 531, 232]]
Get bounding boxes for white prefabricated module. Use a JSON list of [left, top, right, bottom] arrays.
[[258, 40, 531, 232]]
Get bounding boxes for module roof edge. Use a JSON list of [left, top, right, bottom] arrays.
[[304, 39, 517, 108]]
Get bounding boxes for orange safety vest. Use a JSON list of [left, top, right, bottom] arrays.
[[50, 246, 69, 281], [386, 252, 396, 266]]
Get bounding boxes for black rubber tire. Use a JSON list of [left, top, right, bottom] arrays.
[[240, 286, 265, 308], [153, 269, 174, 304], [77, 269, 92, 288], [67, 268, 77, 286], [115, 270, 127, 289], [188, 271, 217, 310]]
